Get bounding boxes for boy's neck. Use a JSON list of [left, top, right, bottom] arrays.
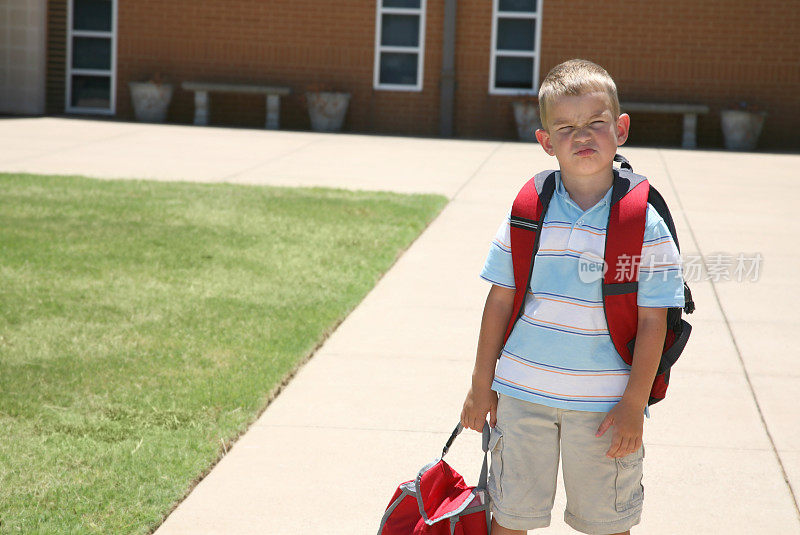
[[560, 168, 614, 212]]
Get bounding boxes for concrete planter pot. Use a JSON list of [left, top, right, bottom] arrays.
[[512, 101, 541, 142], [720, 109, 766, 151], [306, 92, 350, 132], [129, 81, 173, 123]]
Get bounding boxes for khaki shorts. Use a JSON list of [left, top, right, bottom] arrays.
[[487, 394, 645, 534]]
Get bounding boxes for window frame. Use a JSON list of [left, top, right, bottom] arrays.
[[488, 0, 543, 96], [373, 0, 427, 92], [65, 0, 117, 115]]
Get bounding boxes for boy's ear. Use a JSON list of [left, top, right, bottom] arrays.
[[616, 113, 631, 146], [535, 128, 555, 156]]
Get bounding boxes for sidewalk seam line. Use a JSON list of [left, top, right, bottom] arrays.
[[657, 149, 800, 524], [220, 137, 324, 181], [450, 142, 504, 200]]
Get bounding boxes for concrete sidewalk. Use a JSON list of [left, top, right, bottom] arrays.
[[2, 117, 799, 534]]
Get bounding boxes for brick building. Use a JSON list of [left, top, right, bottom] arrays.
[[3, 0, 798, 149]]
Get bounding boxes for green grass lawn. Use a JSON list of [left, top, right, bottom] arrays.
[[0, 173, 447, 534]]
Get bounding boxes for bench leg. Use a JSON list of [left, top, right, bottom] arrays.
[[193, 90, 209, 126], [265, 94, 280, 129], [682, 113, 697, 149]]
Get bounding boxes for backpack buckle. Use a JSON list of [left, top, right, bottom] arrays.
[[683, 283, 695, 314]]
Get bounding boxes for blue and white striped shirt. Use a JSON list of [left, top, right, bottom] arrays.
[[481, 171, 685, 414]]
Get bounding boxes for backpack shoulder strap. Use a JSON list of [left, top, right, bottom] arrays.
[[504, 170, 556, 345], [603, 168, 650, 365]]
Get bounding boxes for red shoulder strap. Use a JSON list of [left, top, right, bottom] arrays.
[[503, 173, 554, 345], [602, 178, 650, 365]]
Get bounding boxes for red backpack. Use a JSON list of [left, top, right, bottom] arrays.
[[378, 423, 491, 535], [504, 155, 695, 405]]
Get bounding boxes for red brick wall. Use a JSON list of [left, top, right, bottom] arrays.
[[453, 0, 507, 140], [532, 0, 800, 149], [116, 0, 444, 136], [453, 0, 799, 149], [102, 0, 798, 148]]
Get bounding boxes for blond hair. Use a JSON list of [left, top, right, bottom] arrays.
[[538, 59, 620, 129]]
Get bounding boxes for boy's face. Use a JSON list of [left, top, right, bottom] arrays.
[[535, 92, 630, 181]]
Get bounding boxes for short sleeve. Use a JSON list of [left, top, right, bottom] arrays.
[[479, 210, 515, 289], [637, 205, 685, 308]]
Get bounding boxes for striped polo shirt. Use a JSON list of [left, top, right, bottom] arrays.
[[480, 171, 685, 414]]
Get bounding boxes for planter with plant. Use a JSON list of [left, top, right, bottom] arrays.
[[511, 94, 541, 142], [303, 83, 351, 133], [129, 73, 173, 123], [720, 101, 766, 151]]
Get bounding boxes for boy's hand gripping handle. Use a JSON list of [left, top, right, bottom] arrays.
[[441, 421, 492, 458]]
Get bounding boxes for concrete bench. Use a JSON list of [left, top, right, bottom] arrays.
[[181, 82, 292, 129], [620, 102, 710, 149]]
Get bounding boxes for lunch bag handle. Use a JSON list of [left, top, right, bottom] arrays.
[[441, 422, 491, 489]]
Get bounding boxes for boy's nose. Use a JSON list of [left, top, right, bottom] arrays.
[[574, 127, 592, 141]]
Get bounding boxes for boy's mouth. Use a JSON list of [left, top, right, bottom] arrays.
[[575, 148, 596, 157]]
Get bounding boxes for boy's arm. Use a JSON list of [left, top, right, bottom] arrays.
[[460, 284, 516, 431], [596, 306, 667, 457]]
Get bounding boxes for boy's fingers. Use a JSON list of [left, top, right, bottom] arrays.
[[606, 434, 623, 457], [596, 415, 612, 437], [610, 436, 641, 458], [489, 403, 497, 428], [623, 437, 635, 454]]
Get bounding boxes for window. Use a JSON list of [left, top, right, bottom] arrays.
[[374, 0, 427, 91], [489, 0, 542, 95], [66, 0, 116, 114]]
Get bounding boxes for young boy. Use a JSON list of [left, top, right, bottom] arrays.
[[461, 59, 685, 535]]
